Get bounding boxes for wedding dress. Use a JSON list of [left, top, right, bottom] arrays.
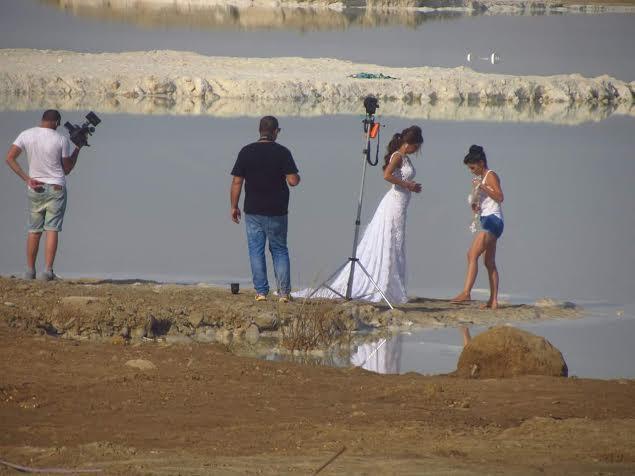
[[294, 152, 415, 304]]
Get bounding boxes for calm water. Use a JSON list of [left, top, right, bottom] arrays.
[[0, 0, 633, 79], [1, 111, 633, 304], [345, 312, 635, 379]]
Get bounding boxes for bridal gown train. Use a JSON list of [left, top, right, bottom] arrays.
[[294, 152, 415, 304]]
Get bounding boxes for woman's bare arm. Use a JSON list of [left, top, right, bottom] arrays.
[[383, 153, 421, 192], [481, 171, 504, 203]]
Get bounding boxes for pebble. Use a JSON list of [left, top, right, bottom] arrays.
[[245, 324, 260, 344], [188, 311, 204, 328], [125, 359, 157, 371], [254, 312, 278, 331], [165, 335, 194, 345], [3, 302, 16, 307]]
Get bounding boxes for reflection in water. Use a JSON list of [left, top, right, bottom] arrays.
[[351, 334, 402, 373], [41, 0, 635, 33], [461, 326, 471, 346], [2, 96, 632, 125], [38, 0, 477, 31]]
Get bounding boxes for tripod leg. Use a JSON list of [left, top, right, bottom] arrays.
[[356, 261, 394, 309], [356, 338, 388, 369], [307, 260, 350, 299]]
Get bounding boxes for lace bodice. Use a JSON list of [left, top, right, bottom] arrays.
[[390, 153, 416, 194]]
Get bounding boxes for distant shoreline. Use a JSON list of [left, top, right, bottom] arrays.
[[44, 0, 635, 11], [38, 0, 635, 33]]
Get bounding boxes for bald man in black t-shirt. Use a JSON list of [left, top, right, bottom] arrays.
[[230, 116, 300, 302]]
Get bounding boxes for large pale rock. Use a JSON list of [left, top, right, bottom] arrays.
[[455, 326, 567, 378]]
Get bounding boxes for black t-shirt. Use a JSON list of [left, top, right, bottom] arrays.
[[231, 141, 298, 216]]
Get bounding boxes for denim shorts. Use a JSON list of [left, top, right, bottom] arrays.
[[480, 214, 504, 239], [27, 184, 67, 232]]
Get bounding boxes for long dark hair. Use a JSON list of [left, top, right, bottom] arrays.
[[463, 144, 488, 168], [383, 125, 424, 170]]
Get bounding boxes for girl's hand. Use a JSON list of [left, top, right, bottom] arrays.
[[472, 177, 481, 188], [405, 181, 422, 193]]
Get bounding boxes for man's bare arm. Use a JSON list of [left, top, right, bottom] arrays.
[[5, 145, 29, 183], [62, 146, 81, 175], [230, 176, 244, 223]]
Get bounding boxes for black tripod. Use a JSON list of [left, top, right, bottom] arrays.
[[308, 99, 394, 309]]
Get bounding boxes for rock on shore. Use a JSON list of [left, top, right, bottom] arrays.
[[1, 49, 633, 112], [455, 326, 568, 378]]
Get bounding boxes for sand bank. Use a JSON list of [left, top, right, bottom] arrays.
[[0, 277, 581, 346], [1, 49, 633, 118]]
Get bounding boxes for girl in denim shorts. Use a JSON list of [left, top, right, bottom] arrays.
[[451, 145, 504, 309]]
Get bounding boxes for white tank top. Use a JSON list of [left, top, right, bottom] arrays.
[[479, 170, 503, 219]]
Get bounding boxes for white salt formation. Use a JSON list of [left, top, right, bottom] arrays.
[[0, 49, 632, 122]]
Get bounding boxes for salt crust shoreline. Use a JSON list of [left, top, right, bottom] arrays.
[[45, 0, 635, 32], [49, 0, 635, 14], [1, 49, 633, 120]]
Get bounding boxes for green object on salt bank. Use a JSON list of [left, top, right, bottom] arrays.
[[348, 72, 398, 80]]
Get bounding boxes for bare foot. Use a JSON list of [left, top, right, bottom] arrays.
[[451, 292, 471, 303], [480, 300, 499, 310]]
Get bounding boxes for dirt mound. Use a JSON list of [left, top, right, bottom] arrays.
[[455, 326, 568, 378]]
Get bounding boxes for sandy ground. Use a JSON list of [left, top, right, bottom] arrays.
[[2, 277, 632, 474], [1, 318, 635, 474], [0, 277, 581, 345]]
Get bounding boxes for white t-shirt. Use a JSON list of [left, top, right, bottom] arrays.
[[13, 127, 73, 186]]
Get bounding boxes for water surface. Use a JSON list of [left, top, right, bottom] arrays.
[[1, 0, 634, 79], [1, 111, 633, 307]]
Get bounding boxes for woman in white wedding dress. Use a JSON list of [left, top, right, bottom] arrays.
[[295, 125, 423, 304]]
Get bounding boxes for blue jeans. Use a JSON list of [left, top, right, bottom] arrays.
[[245, 214, 291, 296]]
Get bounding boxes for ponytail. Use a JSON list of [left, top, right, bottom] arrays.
[[383, 133, 403, 170]]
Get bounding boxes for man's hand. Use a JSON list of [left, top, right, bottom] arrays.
[[27, 178, 44, 190], [231, 207, 242, 224], [230, 176, 244, 223]]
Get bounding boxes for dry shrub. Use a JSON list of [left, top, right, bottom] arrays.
[[280, 300, 349, 352]]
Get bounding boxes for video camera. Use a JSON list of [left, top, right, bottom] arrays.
[[363, 95, 379, 116], [64, 111, 101, 147]]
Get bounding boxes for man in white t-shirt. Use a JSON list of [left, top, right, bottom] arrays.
[[5, 110, 82, 280]]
